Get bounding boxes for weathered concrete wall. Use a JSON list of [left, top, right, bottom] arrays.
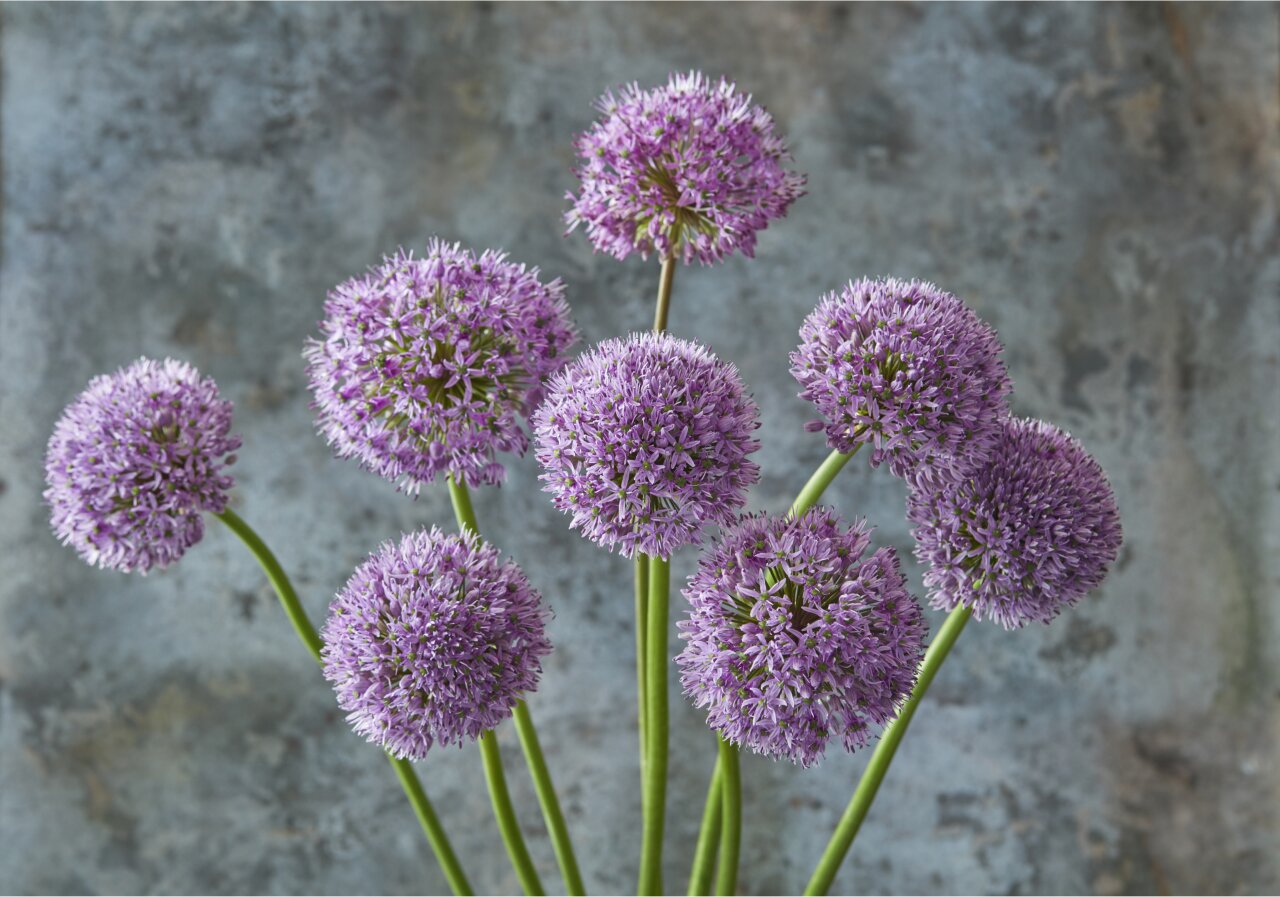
[[1, 3, 1276, 893]]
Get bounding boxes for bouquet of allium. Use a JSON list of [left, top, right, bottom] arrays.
[[44, 72, 1122, 897]]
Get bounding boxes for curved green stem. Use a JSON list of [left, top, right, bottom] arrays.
[[687, 762, 722, 896], [216, 508, 322, 662], [214, 508, 472, 895], [803, 605, 973, 895], [788, 447, 860, 519], [636, 553, 650, 786], [638, 554, 670, 895], [445, 475, 582, 895], [390, 755, 475, 896], [653, 255, 677, 332], [513, 701, 585, 896], [715, 739, 741, 897], [480, 730, 545, 896]]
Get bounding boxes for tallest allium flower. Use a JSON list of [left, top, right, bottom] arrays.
[[305, 241, 577, 491], [566, 72, 806, 265]]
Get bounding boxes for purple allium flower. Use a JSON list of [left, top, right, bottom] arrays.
[[908, 417, 1123, 629], [321, 528, 552, 760], [304, 241, 577, 492], [677, 509, 926, 767], [791, 277, 1012, 488], [566, 71, 806, 265], [43, 358, 240, 574], [533, 333, 761, 559]]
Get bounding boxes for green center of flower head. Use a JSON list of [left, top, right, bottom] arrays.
[[635, 157, 721, 250], [358, 287, 528, 446], [717, 548, 842, 637]]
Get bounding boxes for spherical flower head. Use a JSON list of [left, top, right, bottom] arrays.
[[677, 509, 926, 767], [791, 277, 1012, 488], [304, 241, 578, 492], [908, 417, 1123, 629], [43, 358, 241, 574], [322, 528, 552, 759], [565, 71, 806, 265], [534, 333, 761, 559]]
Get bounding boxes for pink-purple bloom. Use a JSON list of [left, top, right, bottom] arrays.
[[534, 333, 760, 559], [677, 509, 926, 767], [908, 417, 1123, 629], [321, 528, 552, 760], [44, 358, 240, 574], [792, 277, 1012, 488], [304, 241, 577, 492], [566, 71, 806, 265]]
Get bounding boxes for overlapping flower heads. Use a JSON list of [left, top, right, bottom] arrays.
[[321, 528, 552, 760], [44, 358, 240, 574], [304, 241, 577, 492], [677, 509, 926, 767], [533, 332, 761, 559], [908, 417, 1122, 629], [791, 277, 1011, 488], [566, 71, 806, 265]]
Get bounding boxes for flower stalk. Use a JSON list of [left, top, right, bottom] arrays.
[[715, 738, 741, 897], [446, 475, 583, 896], [803, 605, 973, 895], [214, 509, 473, 896], [639, 554, 671, 895], [653, 252, 677, 333], [686, 762, 722, 896], [480, 730, 546, 896]]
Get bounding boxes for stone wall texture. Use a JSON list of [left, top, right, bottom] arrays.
[[2, 3, 1277, 894]]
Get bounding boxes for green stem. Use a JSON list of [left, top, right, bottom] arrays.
[[480, 730, 545, 896], [513, 701, 585, 896], [638, 554, 670, 895], [714, 739, 741, 897], [803, 605, 973, 896], [445, 475, 582, 895], [636, 553, 650, 787], [214, 509, 472, 895], [788, 446, 860, 519], [447, 473, 481, 537], [216, 508, 322, 662], [389, 755, 475, 896], [653, 254, 677, 332], [687, 762, 722, 897]]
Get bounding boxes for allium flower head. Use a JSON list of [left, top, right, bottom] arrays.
[[44, 358, 240, 574], [566, 71, 806, 265], [304, 241, 577, 492], [792, 277, 1012, 488], [677, 509, 926, 767], [534, 332, 760, 559], [322, 528, 552, 760], [908, 417, 1123, 629]]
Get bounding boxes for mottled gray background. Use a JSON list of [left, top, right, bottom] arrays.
[[1, 2, 1277, 895]]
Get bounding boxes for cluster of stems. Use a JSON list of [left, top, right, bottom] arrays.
[[216, 245, 977, 897]]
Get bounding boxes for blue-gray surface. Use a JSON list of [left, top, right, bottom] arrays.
[[2, 3, 1278, 894]]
